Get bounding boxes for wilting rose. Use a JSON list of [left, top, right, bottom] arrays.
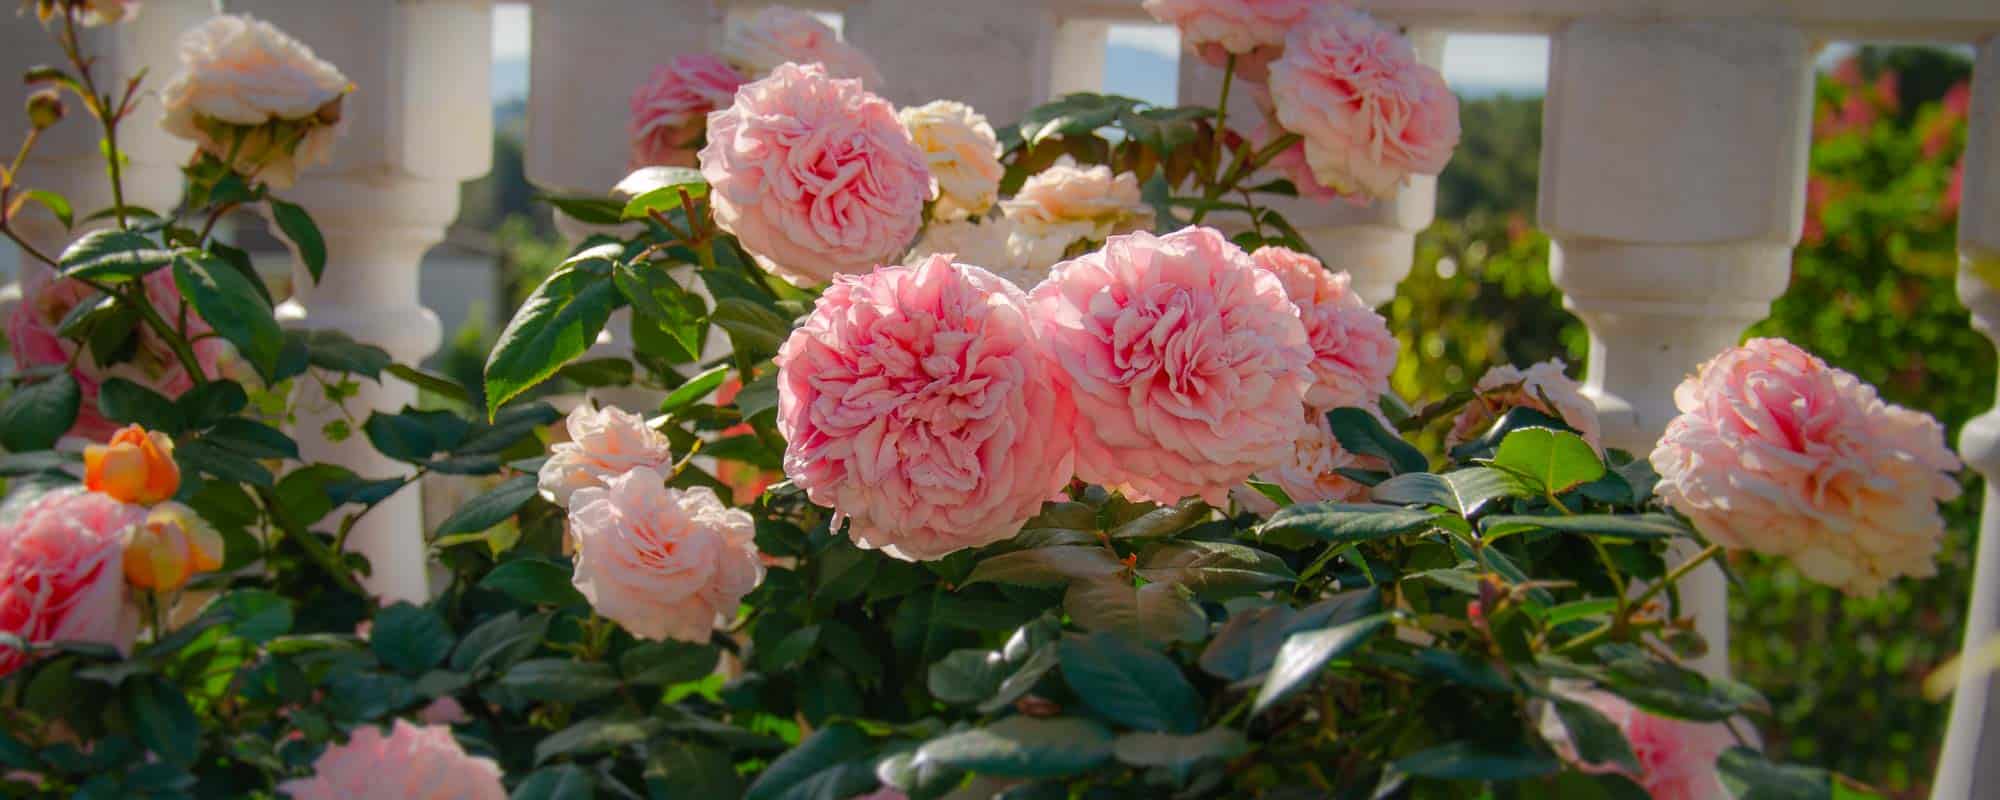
[[1141, 0, 1317, 79], [1447, 360, 1602, 452], [537, 405, 675, 509], [898, 100, 1005, 221], [1259, 411, 1385, 505], [160, 14, 352, 188], [1250, 246, 1396, 410], [122, 502, 223, 592], [1650, 338, 1961, 596], [0, 488, 143, 678], [699, 62, 930, 286], [8, 265, 246, 440], [722, 6, 884, 89], [628, 54, 747, 170], [568, 469, 763, 642], [84, 425, 180, 505], [278, 719, 505, 800], [1540, 687, 1733, 800], [1029, 227, 1312, 505], [776, 255, 1075, 560], [1267, 8, 1458, 200], [1001, 156, 1155, 256]]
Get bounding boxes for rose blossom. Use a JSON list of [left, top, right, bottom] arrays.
[[903, 217, 1067, 292], [722, 6, 884, 89], [1142, 0, 1317, 80], [1540, 688, 1732, 800], [898, 100, 1005, 221], [160, 14, 353, 188], [1258, 411, 1385, 505], [1250, 246, 1396, 410], [1650, 338, 1961, 596], [8, 265, 246, 441], [84, 425, 180, 505], [1001, 156, 1155, 255], [278, 719, 505, 800], [0, 488, 144, 679], [699, 62, 931, 286], [776, 255, 1075, 560], [628, 54, 748, 169], [537, 405, 675, 508], [1029, 227, 1313, 505], [1267, 8, 1459, 200], [1243, 85, 1338, 201], [1447, 359, 1602, 452], [568, 469, 763, 642]]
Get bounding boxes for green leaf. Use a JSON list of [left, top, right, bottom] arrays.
[[712, 297, 793, 357], [174, 250, 281, 380], [1257, 502, 1439, 543], [616, 260, 708, 363], [1107, 498, 1209, 539], [97, 377, 182, 433], [450, 611, 550, 674], [268, 197, 326, 283], [1252, 615, 1388, 714], [371, 603, 455, 675], [209, 239, 276, 310], [124, 677, 200, 766], [436, 474, 538, 537], [929, 648, 1012, 706], [1392, 740, 1562, 781], [1489, 427, 1605, 495], [1200, 589, 1380, 682], [480, 558, 585, 607], [60, 229, 172, 282], [964, 546, 1123, 589], [618, 167, 709, 219], [1325, 407, 1428, 475], [484, 247, 621, 418], [1111, 727, 1249, 771], [556, 357, 634, 387], [21, 189, 72, 229], [914, 716, 1113, 778], [1371, 467, 1530, 517], [1136, 540, 1296, 598], [301, 329, 392, 378], [207, 588, 293, 644], [0, 374, 78, 452], [1550, 697, 1643, 775], [202, 417, 298, 460], [174, 439, 273, 486], [1480, 513, 1690, 542], [621, 641, 719, 686], [659, 363, 733, 415], [497, 659, 621, 703], [647, 742, 744, 800], [1716, 747, 1833, 800], [388, 363, 471, 405], [1063, 575, 1207, 645], [511, 764, 597, 800], [744, 723, 878, 800], [874, 749, 966, 800], [174, 380, 248, 428], [534, 713, 664, 764], [1018, 93, 1145, 145], [1058, 632, 1202, 733], [539, 191, 626, 225], [363, 407, 471, 462]]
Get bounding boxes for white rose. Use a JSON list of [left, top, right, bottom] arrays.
[[722, 6, 884, 89], [159, 15, 352, 188], [1001, 156, 1155, 247], [898, 100, 1004, 221]]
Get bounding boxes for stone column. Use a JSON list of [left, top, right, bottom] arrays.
[[845, 0, 1059, 123]]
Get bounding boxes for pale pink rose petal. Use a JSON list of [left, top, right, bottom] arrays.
[[1447, 359, 1602, 453], [1249, 246, 1396, 411], [537, 405, 676, 508], [628, 54, 748, 170], [1259, 410, 1386, 505], [278, 719, 505, 800], [1540, 688, 1733, 800], [567, 469, 764, 642], [722, 6, 884, 89], [0, 488, 144, 678], [1142, 0, 1318, 79]]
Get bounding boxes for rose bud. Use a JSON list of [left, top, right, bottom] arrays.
[[84, 424, 180, 505], [124, 502, 224, 591], [26, 88, 65, 130]]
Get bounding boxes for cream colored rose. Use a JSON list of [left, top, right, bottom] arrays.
[[1001, 156, 1155, 256], [537, 405, 675, 508], [159, 15, 352, 188], [899, 100, 1004, 221]]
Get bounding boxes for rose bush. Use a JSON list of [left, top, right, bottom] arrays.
[[0, 3, 1947, 799]]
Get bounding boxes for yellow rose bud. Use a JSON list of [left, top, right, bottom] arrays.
[[124, 502, 224, 592], [84, 425, 180, 505]]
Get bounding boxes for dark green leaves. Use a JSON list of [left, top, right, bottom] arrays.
[[617, 166, 708, 219], [1326, 407, 1428, 474], [744, 723, 878, 800], [1489, 427, 1604, 495], [1257, 502, 1439, 543], [1200, 589, 1380, 682], [659, 364, 732, 415], [98, 378, 181, 433], [1135, 541, 1295, 598], [436, 474, 539, 537], [621, 641, 719, 686], [616, 260, 707, 363], [60, 229, 173, 282], [964, 546, 1122, 588], [480, 558, 585, 607], [174, 250, 281, 380], [267, 198, 326, 283], [1063, 576, 1206, 645], [122, 678, 199, 766], [0, 374, 78, 452], [484, 246, 621, 417], [1716, 747, 1836, 800], [1371, 467, 1529, 517], [1482, 513, 1691, 542], [1251, 614, 1388, 714], [511, 764, 597, 799], [914, 716, 1113, 778], [497, 659, 621, 704], [371, 603, 454, 675], [1392, 741, 1561, 782], [1058, 633, 1202, 733], [1548, 697, 1642, 775]]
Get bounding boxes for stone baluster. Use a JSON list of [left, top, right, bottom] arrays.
[[242, 0, 494, 604], [1933, 35, 2000, 800], [846, 0, 1063, 124], [1540, 20, 1813, 676]]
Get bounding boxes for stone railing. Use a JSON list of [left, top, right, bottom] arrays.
[[3, 1, 2000, 794]]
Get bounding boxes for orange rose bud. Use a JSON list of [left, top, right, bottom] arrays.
[[124, 502, 225, 592], [84, 425, 180, 505]]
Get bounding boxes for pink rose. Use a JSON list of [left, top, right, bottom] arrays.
[[1249, 246, 1396, 410], [278, 719, 505, 800], [1447, 359, 1602, 453], [1142, 0, 1317, 80], [1267, 9, 1459, 200], [0, 488, 144, 678], [722, 6, 884, 89], [418, 697, 468, 726], [1252, 411, 1385, 508], [567, 469, 763, 643], [8, 265, 244, 440], [628, 54, 748, 170], [699, 62, 931, 286], [1243, 85, 1338, 202], [774, 255, 1076, 560], [1540, 688, 1732, 800], [1029, 227, 1313, 505], [537, 405, 676, 508], [1650, 338, 1961, 596]]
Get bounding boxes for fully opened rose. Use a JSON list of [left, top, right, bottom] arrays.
[[1448, 359, 1602, 452], [699, 62, 931, 286], [1030, 226, 1313, 505], [628, 54, 747, 169], [567, 469, 763, 643], [160, 14, 352, 188], [899, 100, 1005, 221], [723, 5, 884, 89], [1142, 0, 1317, 80], [1001, 156, 1155, 257], [0, 488, 143, 679], [279, 719, 505, 800], [775, 255, 1076, 560], [1250, 246, 1397, 411], [537, 405, 675, 508], [1650, 338, 1961, 595]]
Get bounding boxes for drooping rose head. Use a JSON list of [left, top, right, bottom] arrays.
[[1267, 8, 1459, 200], [122, 502, 224, 592], [567, 469, 764, 642], [1540, 688, 1732, 800], [1447, 359, 1602, 452], [1001, 156, 1156, 255], [1142, 0, 1317, 80], [699, 62, 931, 286], [278, 719, 505, 800], [1029, 226, 1313, 505], [1259, 410, 1385, 506], [160, 14, 352, 188], [1650, 338, 1962, 595], [723, 6, 884, 89], [8, 265, 246, 441], [776, 255, 1076, 560], [84, 425, 180, 505], [1250, 246, 1396, 410], [628, 54, 748, 170], [898, 100, 1005, 221], [537, 405, 676, 508], [0, 487, 143, 678]]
